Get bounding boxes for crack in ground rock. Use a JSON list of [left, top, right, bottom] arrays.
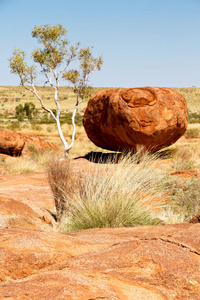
[[139, 237, 200, 256]]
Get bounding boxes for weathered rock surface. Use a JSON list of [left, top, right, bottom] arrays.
[[0, 130, 25, 156], [20, 132, 59, 155], [0, 224, 200, 299], [0, 172, 55, 212], [83, 87, 188, 152], [0, 196, 55, 231], [0, 130, 59, 156], [0, 168, 200, 299]]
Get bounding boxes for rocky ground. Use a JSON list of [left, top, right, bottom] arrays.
[[0, 161, 200, 299]]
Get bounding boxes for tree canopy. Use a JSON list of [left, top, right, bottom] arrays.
[[9, 24, 103, 158]]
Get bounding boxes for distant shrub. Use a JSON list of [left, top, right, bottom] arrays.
[[7, 121, 21, 131], [33, 124, 43, 131], [184, 128, 200, 139], [15, 102, 38, 122], [188, 112, 200, 124], [46, 127, 53, 132], [38, 111, 83, 126], [60, 112, 83, 126], [17, 113, 24, 122], [62, 96, 68, 100]]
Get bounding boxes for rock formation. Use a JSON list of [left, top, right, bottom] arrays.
[[0, 130, 25, 156], [83, 87, 188, 152], [0, 130, 59, 156], [19, 132, 59, 155]]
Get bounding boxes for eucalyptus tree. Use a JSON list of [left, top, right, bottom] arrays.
[[9, 24, 103, 158]]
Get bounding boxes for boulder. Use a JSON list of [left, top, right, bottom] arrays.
[[83, 87, 188, 152], [0, 130, 25, 156]]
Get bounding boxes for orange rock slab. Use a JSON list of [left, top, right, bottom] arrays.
[[0, 225, 200, 299]]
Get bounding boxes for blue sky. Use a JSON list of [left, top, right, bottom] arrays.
[[0, 0, 200, 87]]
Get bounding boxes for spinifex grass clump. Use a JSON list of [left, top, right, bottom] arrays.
[[47, 152, 167, 230]]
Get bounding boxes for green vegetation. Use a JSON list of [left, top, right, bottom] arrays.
[[15, 102, 38, 121], [9, 24, 103, 158]]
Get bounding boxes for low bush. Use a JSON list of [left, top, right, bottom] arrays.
[[7, 121, 21, 131], [188, 112, 200, 124]]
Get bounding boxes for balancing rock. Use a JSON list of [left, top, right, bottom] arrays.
[[83, 87, 188, 152]]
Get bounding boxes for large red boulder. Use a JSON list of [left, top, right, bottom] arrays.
[[0, 130, 25, 156], [83, 87, 188, 152]]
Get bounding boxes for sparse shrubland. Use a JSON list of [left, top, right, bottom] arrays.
[[1, 86, 200, 229]]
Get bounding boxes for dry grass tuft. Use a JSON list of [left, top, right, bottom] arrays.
[[47, 152, 167, 229], [170, 143, 200, 171]]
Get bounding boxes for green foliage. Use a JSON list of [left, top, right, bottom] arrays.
[[62, 47, 103, 100], [32, 24, 69, 69], [7, 121, 21, 131], [188, 111, 200, 124], [24, 102, 36, 120], [15, 102, 37, 121], [60, 112, 83, 126], [9, 24, 103, 156], [9, 49, 36, 85], [15, 104, 24, 116]]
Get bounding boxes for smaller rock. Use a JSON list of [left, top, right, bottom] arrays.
[[190, 214, 200, 223], [0, 130, 25, 156]]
